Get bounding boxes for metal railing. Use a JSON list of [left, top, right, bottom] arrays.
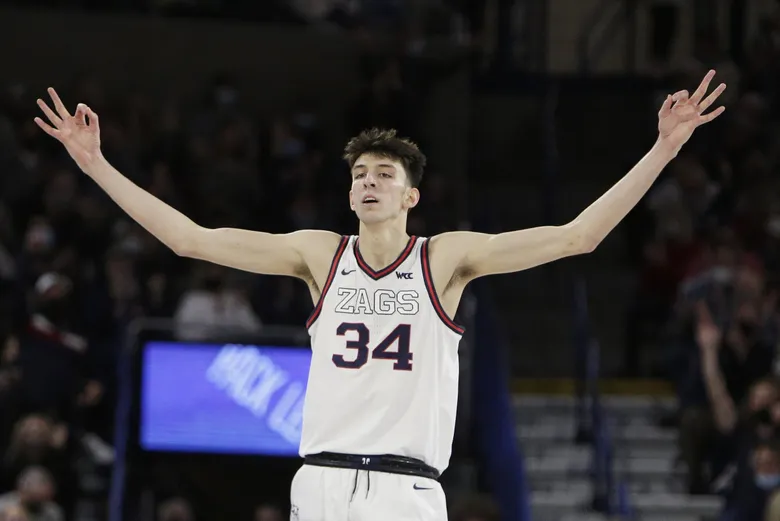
[[573, 280, 635, 518]]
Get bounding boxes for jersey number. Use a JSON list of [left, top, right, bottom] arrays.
[[332, 323, 413, 371]]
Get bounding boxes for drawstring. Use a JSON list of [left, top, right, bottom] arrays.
[[349, 470, 372, 501], [351, 470, 359, 501]]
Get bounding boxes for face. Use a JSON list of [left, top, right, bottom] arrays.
[[255, 506, 283, 521], [158, 499, 193, 521], [749, 381, 778, 413], [349, 153, 419, 225], [19, 481, 53, 507], [754, 446, 780, 475]]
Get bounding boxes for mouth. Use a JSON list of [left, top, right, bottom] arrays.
[[362, 196, 379, 205]]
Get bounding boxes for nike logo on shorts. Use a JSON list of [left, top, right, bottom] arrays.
[[413, 484, 433, 490]]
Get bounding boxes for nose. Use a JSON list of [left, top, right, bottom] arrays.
[[363, 173, 377, 187]]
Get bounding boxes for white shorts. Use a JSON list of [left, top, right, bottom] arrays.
[[290, 464, 448, 521]]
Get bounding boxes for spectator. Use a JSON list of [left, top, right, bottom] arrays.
[[156, 497, 193, 521], [254, 503, 284, 521], [721, 440, 780, 521], [0, 503, 28, 521], [0, 466, 63, 521], [678, 300, 776, 494], [173, 265, 262, 341], [12, 272, 103, 425], [0, 417, 71, 505]]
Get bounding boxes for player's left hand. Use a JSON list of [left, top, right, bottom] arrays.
[[657, 69, 726, 154]]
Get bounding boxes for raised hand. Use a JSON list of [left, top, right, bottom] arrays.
[[657, 70, 726, 154], [34, 88, 102, 173], [695, 301, 722, 356]]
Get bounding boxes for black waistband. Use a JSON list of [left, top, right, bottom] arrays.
[[304, 452, 440, 481]]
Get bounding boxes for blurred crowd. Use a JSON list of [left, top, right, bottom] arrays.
[[9, 0, 484, 56], [0, 9, 473, 521], [626, 4, 780, 520]]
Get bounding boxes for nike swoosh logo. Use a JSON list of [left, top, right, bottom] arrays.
[[341, 269, 356, 275], [413, 484, 432, 490]]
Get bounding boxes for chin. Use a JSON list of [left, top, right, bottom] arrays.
[[357, 214, 387, 225], [356, 210, 392, 225]]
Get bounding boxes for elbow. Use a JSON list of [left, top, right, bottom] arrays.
[[565, 222, 600, 255], [169, 224, 202, 258]]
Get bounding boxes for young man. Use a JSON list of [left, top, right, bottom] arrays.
[[34, 70, 725, 520]]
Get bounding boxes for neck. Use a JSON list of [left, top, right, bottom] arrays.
[[357, 220, 410, 269]]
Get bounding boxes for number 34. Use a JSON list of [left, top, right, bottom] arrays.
[[332, 323, 412, 371]]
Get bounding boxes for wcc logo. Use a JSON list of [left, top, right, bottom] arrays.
[[396, 272, 413, 280]]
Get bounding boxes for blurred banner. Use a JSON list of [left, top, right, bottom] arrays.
[[139, 341, 311, 456]]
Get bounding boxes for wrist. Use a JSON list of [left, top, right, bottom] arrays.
[[652, 136, 681, 161], [701, 350, 719, 369], [82, 151, 108, 178]]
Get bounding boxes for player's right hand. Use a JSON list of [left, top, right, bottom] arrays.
[[35, 87, 102, 173]]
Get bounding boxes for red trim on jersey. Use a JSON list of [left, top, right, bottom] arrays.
[[306, 236, 350, 329], [420, 239, 466, 335], [354, 235, 417, 280]]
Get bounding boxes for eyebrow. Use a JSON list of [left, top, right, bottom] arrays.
[[352, 163, 397, 170]]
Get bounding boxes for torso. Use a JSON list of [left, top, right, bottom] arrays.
[[299, 235, 464, 473]]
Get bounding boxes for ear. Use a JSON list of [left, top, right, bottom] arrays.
[[349, 190, 356, 212], [405, 187, 420, 210]]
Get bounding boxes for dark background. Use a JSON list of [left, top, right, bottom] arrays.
[[0, 1, 778, 521]]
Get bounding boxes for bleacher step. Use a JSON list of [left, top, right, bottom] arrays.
[[531, 491, 722, 519]]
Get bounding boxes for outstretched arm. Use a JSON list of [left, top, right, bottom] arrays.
[[434, 70, 727, 282], [35, 88, 339, 278]]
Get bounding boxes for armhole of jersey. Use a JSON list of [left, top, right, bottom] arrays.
[[420, 238, 466, 336], [306, 235, 350, 329]]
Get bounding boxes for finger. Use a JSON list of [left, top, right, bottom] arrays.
[[33, 117, 62, 139], [658, 95, 673, 118], [698, 83, 726, 113], [690, 69, 716, 104], [86, 107, 100, 131], [47, 87, 72, 119], [672, 90, 689, 102], [698, 105, 726, 124], [37, 98, 62, 127], [75, 103, 88, 126]]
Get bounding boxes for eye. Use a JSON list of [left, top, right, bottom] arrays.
[[380, 172, 392, 178], [354, 172, 366, 179]]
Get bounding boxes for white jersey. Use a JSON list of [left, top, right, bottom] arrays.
[[299, 235, 464, 473]]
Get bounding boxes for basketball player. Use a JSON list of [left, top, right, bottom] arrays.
[[34, 70, 725, 520]]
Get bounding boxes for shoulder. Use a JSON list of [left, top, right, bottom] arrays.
[[287, 230, 346, 263], [287, 230, 349, 285], [424, 231, 491, 287], [287, 230, 344, 252], [428, 231, 490, 270], [428, 231, 490, 251]]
